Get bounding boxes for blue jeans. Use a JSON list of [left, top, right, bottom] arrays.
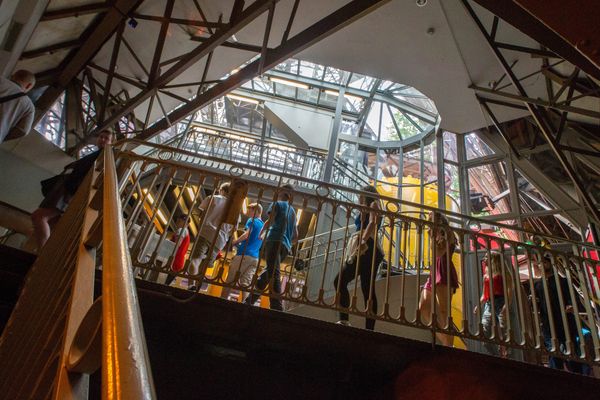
[[544, 334, 590, 375], [481, 297, 508, 356]]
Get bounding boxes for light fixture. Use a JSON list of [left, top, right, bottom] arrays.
[[416, 0, 427, 6], [187, 186, 196, 200], [226, 93, 260, 104], [156, 209, 168, 225], [269, 76, 310, 89], [142, 189, 154, 204], [324, 89, 364, 102]]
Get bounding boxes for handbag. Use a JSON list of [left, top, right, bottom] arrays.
[[345, 232, 368, 265], [40, 174, 66, 197]]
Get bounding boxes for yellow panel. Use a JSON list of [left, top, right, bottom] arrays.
[[376, 177, 464, 347]]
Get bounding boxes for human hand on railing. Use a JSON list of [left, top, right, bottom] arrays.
[[565, 305, 574, 314]]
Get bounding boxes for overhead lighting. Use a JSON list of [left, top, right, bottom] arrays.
[[187, 187, 196, 200], [324, 89, 364, 102], [269, 76, 310, 89], [416, 0, 427, 6], [267, 142, 294, 151], [156, 209, 168, 225], [224, 132, 255, 143], [142, 189, 154, 204], [226, 93, 260, 104]]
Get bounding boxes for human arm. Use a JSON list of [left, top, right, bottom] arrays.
[[293, 218, 299, 245], [4, 108, 33, 141], [259, 203, 276, 239], [360, 201, 379, 244], [233, 221, 251, 246]]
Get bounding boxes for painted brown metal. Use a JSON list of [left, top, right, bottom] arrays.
[[138, 0, 392, 142], [472, 0, 600, 82], [514, 0, 600, 74], [34, 0, 144, 124]]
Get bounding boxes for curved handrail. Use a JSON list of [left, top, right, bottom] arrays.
[[102, 146, 156, 399], [123, 138, 600, 251]]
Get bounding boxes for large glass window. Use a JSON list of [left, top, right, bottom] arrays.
[[468, 162, 511, 215], [465, 132, 494, 160]]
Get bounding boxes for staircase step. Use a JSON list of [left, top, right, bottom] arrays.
[[0, 244, 35, 275], [0, 300, 16, 334], [0, 270, 26, 303]]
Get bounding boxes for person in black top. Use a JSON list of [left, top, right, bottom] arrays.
[[31, 130, 114, 250], [334, 185, 384, 330], [533, 255, 588, 374]]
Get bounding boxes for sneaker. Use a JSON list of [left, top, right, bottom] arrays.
[[336, 320, 351, 327]]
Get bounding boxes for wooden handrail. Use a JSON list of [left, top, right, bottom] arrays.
[[102, 146, 156, 399]]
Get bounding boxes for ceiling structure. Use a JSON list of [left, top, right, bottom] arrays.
[[3, 0, 600, 229]]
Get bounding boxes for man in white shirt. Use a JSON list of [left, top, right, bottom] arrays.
[[188, 182, 233, 289], [0, 70, 35, 143]]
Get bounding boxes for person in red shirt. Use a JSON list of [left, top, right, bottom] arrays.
[[165, 214, 190, 286], [474, 251, 512, 357]]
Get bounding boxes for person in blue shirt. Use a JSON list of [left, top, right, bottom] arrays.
[[245, 183, 298, 311], [221, 203, 264, 301]]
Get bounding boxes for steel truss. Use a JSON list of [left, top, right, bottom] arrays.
[[462, 0, 600, 230], [32, 0, 391, 155]]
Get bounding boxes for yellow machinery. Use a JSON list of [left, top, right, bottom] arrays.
[[377, 176, 465, 347]]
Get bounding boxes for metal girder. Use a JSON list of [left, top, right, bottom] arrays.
[[513, 0, 600, 75], [137, 0, 392, 142], [463, 0, 600, 225], [20, 39, 81, 59], [40, 3, 108, 21], [471, 0, 600, 82], [93, 0, 278, 133], [477, 126, 588, 228], [130, 13, 224, 29], [265, 69, 438, 124], [34, 0, 144, 124], [470, 85, 600, 120]]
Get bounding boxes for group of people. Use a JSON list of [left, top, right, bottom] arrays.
[[166, 182, 298, 312], [472, 245, 591, 374], [0, 69, 117, 253], [6, 66, 590, 374]]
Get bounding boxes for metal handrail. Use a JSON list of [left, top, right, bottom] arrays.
[[117, 141, 600, 368], [131, 138, 600, 250], [102, 147, 156, 399]]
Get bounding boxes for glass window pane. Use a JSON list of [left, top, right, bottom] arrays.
[[444, 163, 461, 211], [337, 140, 357, 166], [323, 66, 344, 84], [348, 73, 375, 91], [422, 141, 437, 185], [465, 132, 494, 160], [377, 149, 400, 180], [443, 131, 457, 162], [299, 61, 324, 79], [403, 148, 421, 180], [468, 162, 512, 215], [296, 87, 320, 104], [379, 105, 400, 142]]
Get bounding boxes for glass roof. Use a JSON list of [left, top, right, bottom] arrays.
[[235, 58, 439, 143]]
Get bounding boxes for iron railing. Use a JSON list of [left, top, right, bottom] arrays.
[[118, 139, 600, 371]]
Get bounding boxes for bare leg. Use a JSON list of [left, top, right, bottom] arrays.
[[31, 208, 61, 251], [435, 284, 454, 346], [418, 288, 432, 326]]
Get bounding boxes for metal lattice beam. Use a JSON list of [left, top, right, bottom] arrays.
[[93, 0, 278, 134], [34, 0, 144, 124], [137, 0, 392, 142], [463, 0, 600, 225]]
